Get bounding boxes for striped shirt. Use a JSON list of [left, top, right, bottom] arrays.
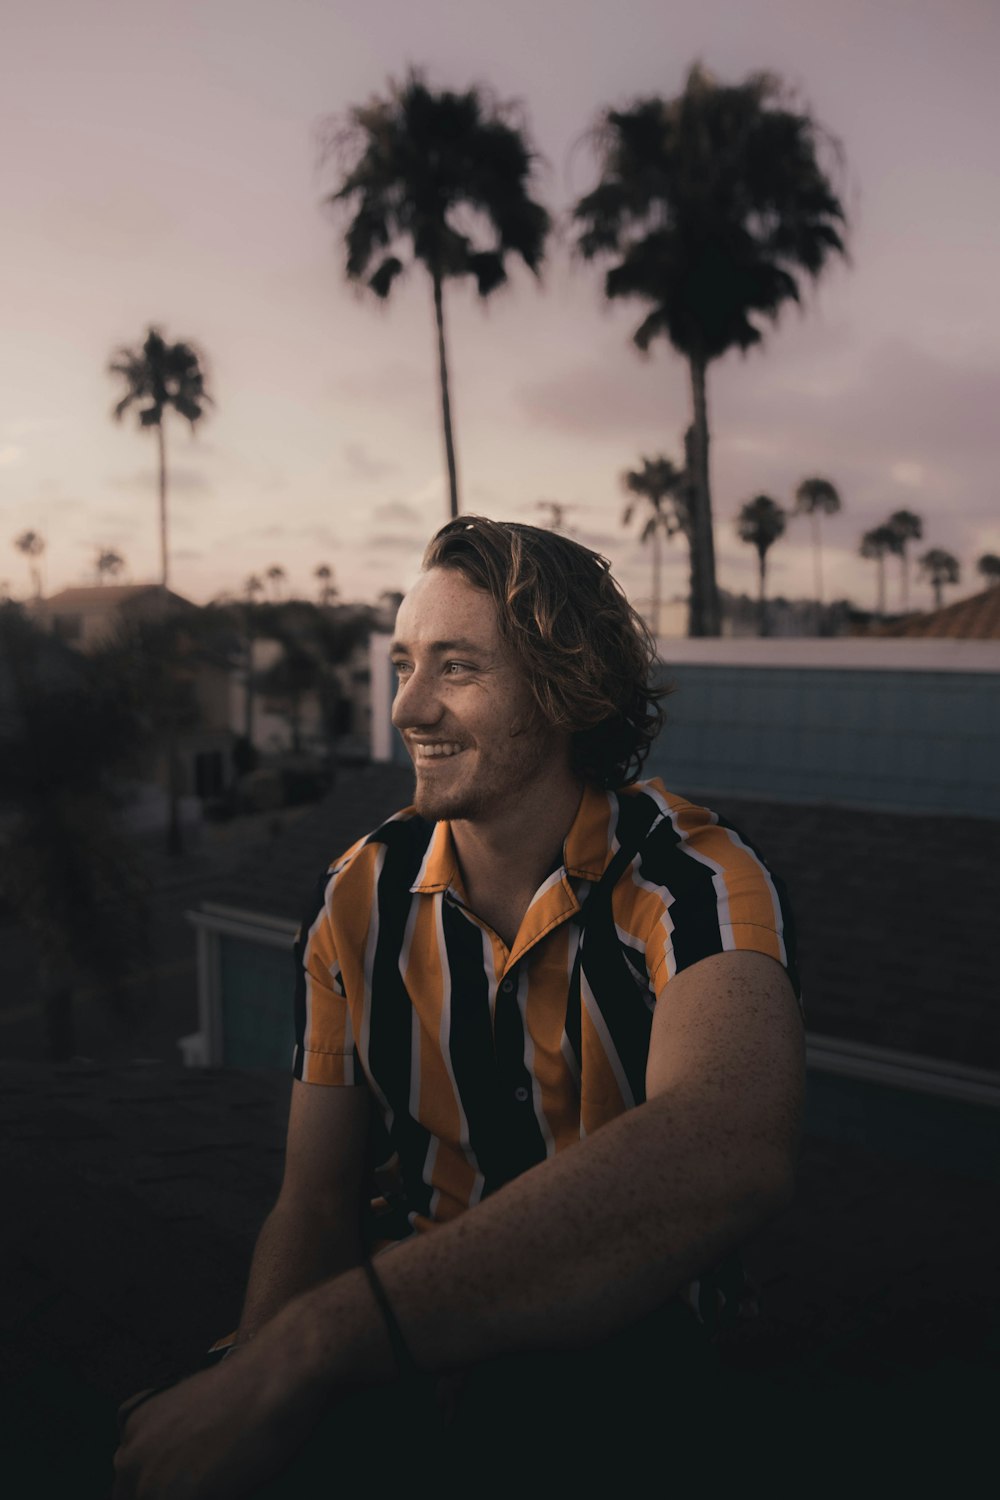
[[293, 778, 799, 1239]]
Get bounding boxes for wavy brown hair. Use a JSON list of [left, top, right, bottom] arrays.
[[422, 516, 670, 788]]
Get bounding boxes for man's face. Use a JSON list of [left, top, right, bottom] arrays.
[[390, 567, 567, 823]]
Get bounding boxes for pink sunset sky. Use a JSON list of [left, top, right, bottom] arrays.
[[2, 0, 998, 623]]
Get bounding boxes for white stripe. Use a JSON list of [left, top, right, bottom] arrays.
[[399, 900, 421, 1118], [516, 969, 556, 1158], [581, 970, 634, 1109], [359, 845, 393, 1125], [409, 831, 437, 893]]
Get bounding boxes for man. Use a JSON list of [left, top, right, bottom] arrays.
[[115, 518, 803, 1497]]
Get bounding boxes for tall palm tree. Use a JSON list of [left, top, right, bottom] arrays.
[[736, 494, 787, 636], [859, 524, 900, 616], [886, 509, 923, 611], [621, 455, 689, 637], [794, 477, 841, 605], [14, 529, 45, 598], [574, 64, 847, 636], [977, 553, 1000, 588], [108, 327, 213, 589], [321, 69, 551, 519], [314, 563, 337, 605], [265, 564, 287, 602], [919, 547, 961, 610]]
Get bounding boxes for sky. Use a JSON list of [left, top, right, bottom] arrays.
[[2, 0, 998, 625]]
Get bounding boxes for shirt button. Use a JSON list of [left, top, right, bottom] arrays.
[[500, 979, 514, 994], [514, 1086, 529, 1103]]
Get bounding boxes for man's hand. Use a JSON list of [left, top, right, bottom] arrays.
[[111, 1333, 324, 1500]]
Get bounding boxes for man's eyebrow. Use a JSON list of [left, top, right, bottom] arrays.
[[390, 638, 492, 657]]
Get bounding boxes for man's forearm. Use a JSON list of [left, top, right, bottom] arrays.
[[279, 1085, 793, 1392], [236, 1198, 363, 1344]]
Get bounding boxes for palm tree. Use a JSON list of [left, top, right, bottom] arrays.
[[919, 547, 961, 610], [321, 69, 551, 519], [265, 564, 287, 602], [736, 495, 787, 636], [976, 553, 1000, 588], [95, 547, 125, 584], [14, 530, 45, 598], [108, 326, 213, 589], [793, 478, 841, 605], [886, 509, 923, 611], [859, 524, 901, 616], [314, 563, 337, 605], [574, 64, 847, 636], [621, 456, 689, 637]]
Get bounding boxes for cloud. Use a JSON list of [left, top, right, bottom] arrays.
[[329, 362, 425, 405], [344, 442, 398, 481], [0, 446, 23, 467], [361, 532, 426, 555], [373, 500, 421, 525]]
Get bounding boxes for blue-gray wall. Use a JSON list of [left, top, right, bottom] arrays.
[[646, 662, 1000, 817]]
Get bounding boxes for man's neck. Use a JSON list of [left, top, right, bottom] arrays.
[[450, 772, 585, 937]]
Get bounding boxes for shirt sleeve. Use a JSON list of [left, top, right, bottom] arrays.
[[637, 800, 800, 1002], [292, 867, 366, 1087]]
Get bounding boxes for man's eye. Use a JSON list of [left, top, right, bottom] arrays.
[[444, 661, 472, 676], [392, 661, 412, 677]]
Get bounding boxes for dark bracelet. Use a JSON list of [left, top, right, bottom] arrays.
[[362, 1257, 420, 1380]]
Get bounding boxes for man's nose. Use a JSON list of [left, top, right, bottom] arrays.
[[391, 667, 442, 730]]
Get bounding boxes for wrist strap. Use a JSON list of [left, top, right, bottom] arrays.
[[362, 1258, 419, 1380]]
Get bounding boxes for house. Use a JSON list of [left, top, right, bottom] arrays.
[[870, 584, 1000, 640], [28, 583, 196, 652]]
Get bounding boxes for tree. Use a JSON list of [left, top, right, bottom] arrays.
[[265, 564, 287, 602], [976, 552, 1000, 588], [919, 547, 960, 610], [108, 326, 213, 589], [0, 606, 149, 1056], [574, 64, 847, 636], [859, 524, 901, 616], [621, 455, 689, 637], [315, 564, 337, 605], [14, 529, 45, 598], [736, 494, 787, 636], [95, 547, 125, 584], [321, 69, 551, 519], [886, 509, 923, 611], [793, 477, 841, 605]]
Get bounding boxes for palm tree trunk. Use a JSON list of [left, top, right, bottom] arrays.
[[901, 547, 909, 612], [157, 420, 169, 590], [757, 550, 768, 637], [432, 273, 460, 520], [812, 511, 824, 605], [933, 576, 943, 610], [687, 353, 721, 637], [877, 557, 886, 617], [651, 524, 662, 638]]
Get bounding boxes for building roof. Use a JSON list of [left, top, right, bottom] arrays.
[[35, 584, 193, 614], [872, 585, 1000, 639]]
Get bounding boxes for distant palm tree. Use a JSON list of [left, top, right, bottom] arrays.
[[622, 456, 689, 637], [574, 64, 847, 635], [736, 495, 787, 636], [95, 548, 125, 584], [919, 547, 961, 610], [244, 574, 264, 603], [794, 477, 841, 605], [14, 529, 45, 598], [886, 509, 923, 610], [265, 565, 287, 602], [859, 524, 901, 616], [321, 69, 551, 519], [314, 563, 337, 606], [108, 326, 213, 589], [976, 552, 1000, 588]]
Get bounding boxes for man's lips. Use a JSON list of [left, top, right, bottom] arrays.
[[408, 740, 467, 762]]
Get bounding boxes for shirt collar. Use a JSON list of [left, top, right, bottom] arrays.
[[409, 782, 616, 895]]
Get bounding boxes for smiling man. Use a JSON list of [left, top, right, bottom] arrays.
[[114, 517, 803, 1497]]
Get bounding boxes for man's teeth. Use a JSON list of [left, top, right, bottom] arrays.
[[416, 742, 463, 758]]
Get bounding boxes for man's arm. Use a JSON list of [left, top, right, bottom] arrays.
[[114, 949, 802, 1498], [235, 1079, 371, 1343]]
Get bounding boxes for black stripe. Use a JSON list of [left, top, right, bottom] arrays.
[[440, 899, 513, 1195], [578, 792, 662, 1107], [636, 805, 726, 977], [493, 967, 549, 1185], [365, 818, 437, 1222]]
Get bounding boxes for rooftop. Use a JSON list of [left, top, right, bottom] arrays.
[[871, 584, 1000, 640]]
